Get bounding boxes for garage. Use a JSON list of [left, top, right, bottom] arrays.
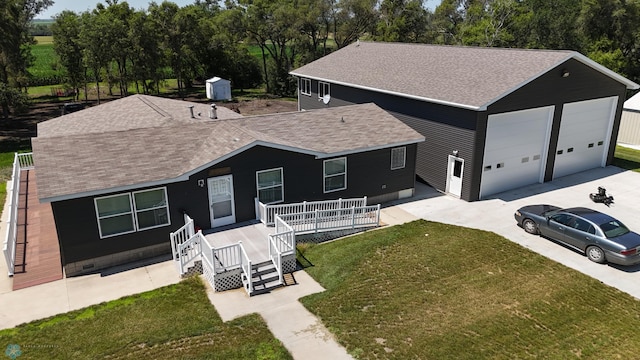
[[553, 97, 618, 179], [480, 106, 554, 198]]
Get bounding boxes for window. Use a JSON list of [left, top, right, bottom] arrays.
[[95, 187, 170, 238], [318, 81, 330, 98], [133, 188, 169, 230], [391, 147, 406, 170], [300, 78, 311, 96], [257, 168, 284, 204], [324, 157, 346, 193], [95, 194, 135, 238]]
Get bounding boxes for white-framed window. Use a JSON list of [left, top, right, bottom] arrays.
[[391, 147, 406, 170], [95, 187, 170, 238], [324, 157, 346, 193], [318, 81, 330, 98], [300, 78, 311, 96], [95, 193, 135, 238], [256, 167, 284, 204], [133, 188, 170, 231]]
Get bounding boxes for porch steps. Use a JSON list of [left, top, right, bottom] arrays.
[[242, 260, 282, 296]]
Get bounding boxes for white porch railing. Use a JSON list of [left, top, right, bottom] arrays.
[[3, 152, 34, 277], [268, 238, 283, 286], [272, 215, 296, 255], [170, 214, 195, 264], [277, 204, 381, 234], [239, 242, 252, 294], [177, 231, 203, 276], [257, 197, 368, 226]]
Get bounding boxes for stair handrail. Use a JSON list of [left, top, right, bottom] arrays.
[[268, 236, 283, 285], [238, 241, 252, 294]]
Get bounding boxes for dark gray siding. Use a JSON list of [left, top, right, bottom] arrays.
[[297, 58, 629, 201], [298, 78, 480, 200], [53, 144, 417, 265]]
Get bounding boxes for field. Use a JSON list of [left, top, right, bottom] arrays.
[[29, 36, 61, 83]]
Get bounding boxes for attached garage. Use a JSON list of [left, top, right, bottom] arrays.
[[480, 107, 554, 198], [291, 42, 640, 201], [553, 97, 618, 179]]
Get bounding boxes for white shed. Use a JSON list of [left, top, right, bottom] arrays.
[[206, 77, 232, 101], [619, 92, 640, 146]]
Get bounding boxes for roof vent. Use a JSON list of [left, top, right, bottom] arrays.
[[188, 105, 195, 119], [209, 104, 218, 119]]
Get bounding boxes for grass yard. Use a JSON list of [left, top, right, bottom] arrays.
[[613, 145, 640, 172], [0, 277, 291, 359], [298, 220, 640, 359]]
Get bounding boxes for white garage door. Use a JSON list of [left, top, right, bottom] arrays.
[[480, 106, 554, 198], [553, 97, 617, 179]]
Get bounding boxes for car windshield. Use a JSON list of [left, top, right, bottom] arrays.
[[599, 220, 630, 238]]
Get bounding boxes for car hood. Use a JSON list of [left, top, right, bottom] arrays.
[[518, 205, 561, 216], [611, 231, 640, 249]]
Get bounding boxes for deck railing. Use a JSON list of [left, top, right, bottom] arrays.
[[239, 242, 252, 294], [170, 214, 195, 261], [177, 231, 203, 276], [257, 197, 368, 225], [278, 204, 381, 234], [268, 238, 283, 285], [210, 242, 243, 273], [272, 215, 296, 255], [3, 152, 33, 276]]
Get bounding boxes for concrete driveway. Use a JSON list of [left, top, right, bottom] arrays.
[[392, 166, 640, 300]]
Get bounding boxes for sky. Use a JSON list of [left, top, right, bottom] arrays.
[[37, 0, 197, 19], [38, 0, 441, 20]]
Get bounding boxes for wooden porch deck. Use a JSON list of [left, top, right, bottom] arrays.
[[12, 170, 63, 290], [203, 221, 275, 264]]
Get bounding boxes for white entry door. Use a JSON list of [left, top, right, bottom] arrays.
[[208, 175, 236, 228], [446, 155, 464, 198]]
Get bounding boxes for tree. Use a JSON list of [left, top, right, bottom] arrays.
[[375, 0, 432, 43], [52, 11, 84, 100], [0, 0, 53, 118]]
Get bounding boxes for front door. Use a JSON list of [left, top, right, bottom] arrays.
[[447, 155, 464, 198], [208, 175, 236, 228]]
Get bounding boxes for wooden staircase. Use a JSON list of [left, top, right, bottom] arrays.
[[242, 260, 282, 296]]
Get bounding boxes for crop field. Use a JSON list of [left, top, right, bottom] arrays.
[[29, 37, 62, 84]]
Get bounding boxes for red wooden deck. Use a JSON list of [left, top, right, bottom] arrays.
[[12, 170, 63, 290]]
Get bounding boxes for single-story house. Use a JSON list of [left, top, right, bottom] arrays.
[[619, 91, 640, 146], [206, 76, 232, 101], [32, 94, 424, 276], [290, 41, 640, 201]]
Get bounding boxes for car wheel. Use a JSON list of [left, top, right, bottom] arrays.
[[522, 219, 538, 234], [586, 246, 606, 264]]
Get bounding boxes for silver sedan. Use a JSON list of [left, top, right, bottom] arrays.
[[514, 205, 640, 266]]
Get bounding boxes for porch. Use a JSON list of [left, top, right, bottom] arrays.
[[171, 198, 381, 296]]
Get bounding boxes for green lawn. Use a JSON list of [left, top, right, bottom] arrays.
[[0, 277, 291, 359], [613, 145, 640, 172], [298, 220, 640, 359]]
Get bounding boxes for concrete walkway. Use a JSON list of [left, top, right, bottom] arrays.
[[206, 271, 353, 360]]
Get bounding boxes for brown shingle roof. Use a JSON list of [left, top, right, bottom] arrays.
[[32, 97, 423, 202], [37, 94, 243, 137], [290, 41, 639, 110]]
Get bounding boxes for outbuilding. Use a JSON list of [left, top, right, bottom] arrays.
[[205, 76, 232, 101], [291, 42, 639, 201], [619, 92, 640, 147]]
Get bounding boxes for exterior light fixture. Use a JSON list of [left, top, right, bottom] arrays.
[[561, 69, 570, 78]]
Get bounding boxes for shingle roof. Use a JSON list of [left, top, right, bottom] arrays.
[[37, 94, 243, 137], [32, 96, 424, 202], [624, 91, 640, 111], [291, 41, 639, 110]]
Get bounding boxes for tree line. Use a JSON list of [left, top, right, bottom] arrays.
[[3, 0, 640, 119]]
